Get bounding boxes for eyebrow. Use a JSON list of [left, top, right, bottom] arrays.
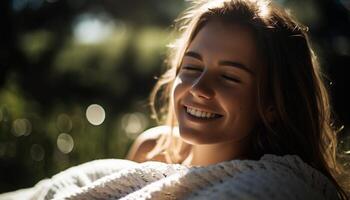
[[184, 51, 254, 75]]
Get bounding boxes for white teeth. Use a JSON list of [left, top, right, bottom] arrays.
[[186, 107, 217, 119]]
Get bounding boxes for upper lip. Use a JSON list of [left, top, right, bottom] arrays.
[[183, 103, 223, 116]]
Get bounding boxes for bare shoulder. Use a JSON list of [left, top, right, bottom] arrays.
[[125, 126, 175, 162]]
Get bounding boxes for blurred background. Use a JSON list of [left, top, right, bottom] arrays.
[[0, 0, 349, 193]]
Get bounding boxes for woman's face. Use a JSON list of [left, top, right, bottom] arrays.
[[173, 20, 260, 145]]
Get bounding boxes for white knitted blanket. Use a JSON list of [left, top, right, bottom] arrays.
[[0, 154, 339, 200]]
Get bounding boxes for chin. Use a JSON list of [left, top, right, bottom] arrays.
[[178, 125, 223, 145]]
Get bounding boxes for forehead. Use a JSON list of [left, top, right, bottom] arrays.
[[187, 20, 259, 71]]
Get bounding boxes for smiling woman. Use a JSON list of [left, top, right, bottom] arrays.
[[170, 22, 261, 167], [142, 0, 349, 198], [0, 0, 348, 199], [174, 21, 259, 154]]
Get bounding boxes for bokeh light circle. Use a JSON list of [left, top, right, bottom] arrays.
[[12, 118, 32, 137], [56, 113, 73, 132], [30, 144, 45, 161], [121, 112, 148, 139], [57, 133, 74, 154], [86, 104, 106, 125]]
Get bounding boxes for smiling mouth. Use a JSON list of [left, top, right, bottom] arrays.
[[184, 106, 223, 119]]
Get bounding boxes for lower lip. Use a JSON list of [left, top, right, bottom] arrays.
[[183, 106, 222, 123]]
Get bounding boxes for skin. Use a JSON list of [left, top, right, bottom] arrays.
[[173, 19, 261, 166]]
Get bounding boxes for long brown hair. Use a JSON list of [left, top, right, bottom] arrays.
[[148, 0, 348, 198]]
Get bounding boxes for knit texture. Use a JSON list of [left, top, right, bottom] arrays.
[[0, 154, 339, 200]]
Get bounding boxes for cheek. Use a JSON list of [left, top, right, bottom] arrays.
[[173, 76, 183, 99], [172, 77, 188, 112], [222, 86, 258, 133]]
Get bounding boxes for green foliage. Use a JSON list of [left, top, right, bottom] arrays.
[[0, 21, 168, 193], [134, 27, 172, 75], [19, 30, 54, 62]]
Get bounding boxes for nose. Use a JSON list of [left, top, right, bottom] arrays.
[[189, 72, 215, 100]]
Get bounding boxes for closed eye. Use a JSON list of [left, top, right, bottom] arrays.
[[222, 75, 241, 83], [182, 66, 203, 72]]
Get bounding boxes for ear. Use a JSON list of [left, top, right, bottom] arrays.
[[265, 105, 276, 124]]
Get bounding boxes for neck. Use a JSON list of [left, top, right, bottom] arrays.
[[182, 139, 251, 167]]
